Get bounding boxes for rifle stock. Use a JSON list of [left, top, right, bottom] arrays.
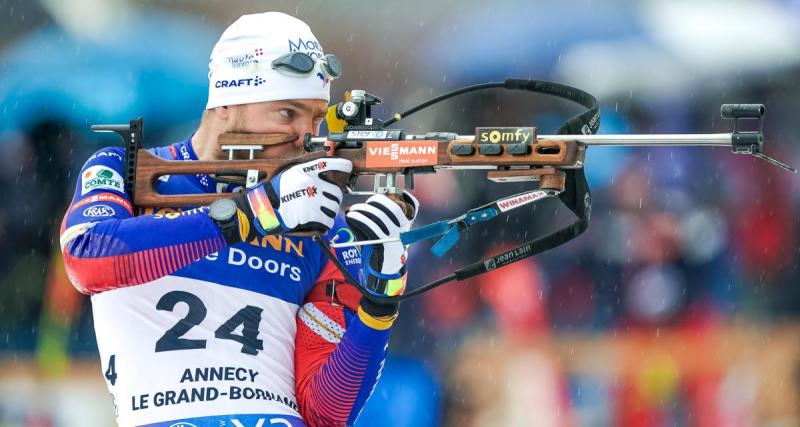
[[100, 99, 787, 210], [134, 130, 589, 207]]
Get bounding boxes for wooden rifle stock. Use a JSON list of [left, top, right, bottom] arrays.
[[133, 130, 585, 208]]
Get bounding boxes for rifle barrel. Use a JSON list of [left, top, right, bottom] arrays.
[[538, 133, 733, 146], [309, 133, 734, 147]]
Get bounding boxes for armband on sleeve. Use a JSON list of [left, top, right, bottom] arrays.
[[60, 147, 227, 294]]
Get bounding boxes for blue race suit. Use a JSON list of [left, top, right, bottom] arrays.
[[60, 138, 393, 427]]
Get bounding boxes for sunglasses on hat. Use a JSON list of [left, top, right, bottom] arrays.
[[272, 52, 343, 81]]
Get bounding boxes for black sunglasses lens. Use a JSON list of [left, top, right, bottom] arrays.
[[288, 53, 314, 73], [324, 54, 343, 78]]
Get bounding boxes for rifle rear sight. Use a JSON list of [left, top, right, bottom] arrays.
[[334, 90, 385, 130]]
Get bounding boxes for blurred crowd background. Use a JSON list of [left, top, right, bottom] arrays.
[[1, 0, 800, 426]]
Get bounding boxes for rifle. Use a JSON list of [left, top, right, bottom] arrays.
[[92, 80, 796, 302]]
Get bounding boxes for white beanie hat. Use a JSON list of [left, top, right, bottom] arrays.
[[206, 12, 331, 109]]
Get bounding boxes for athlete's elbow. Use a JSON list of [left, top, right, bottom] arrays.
[[62, 250, 124, 295], [63, 269, 98, 295], [61, 232, 128, 295]]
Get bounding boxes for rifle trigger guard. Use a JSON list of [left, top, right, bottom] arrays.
[[346, 186, 377, 197], [373, 173, 403, 195]]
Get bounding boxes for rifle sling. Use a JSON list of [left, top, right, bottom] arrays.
[[317, 79, 599, 303]]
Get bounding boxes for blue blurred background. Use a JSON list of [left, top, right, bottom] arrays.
[[1, 0, 800, 426]]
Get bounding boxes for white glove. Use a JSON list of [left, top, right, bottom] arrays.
[[269, 158, 352, 232], [234, 158, 352, 238], [345, 191, 419, 294]]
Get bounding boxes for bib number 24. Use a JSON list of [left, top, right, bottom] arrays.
[[154, 290, 264, 355]]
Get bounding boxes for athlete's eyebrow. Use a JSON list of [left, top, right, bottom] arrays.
[[284, 100, 326, 117]]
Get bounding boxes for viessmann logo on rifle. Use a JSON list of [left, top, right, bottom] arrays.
[[281, 186, 317, 204], [365, 141, 438, 168], [476, 127, 535, 144]]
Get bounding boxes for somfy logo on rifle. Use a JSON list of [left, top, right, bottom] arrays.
[[476, 127, 534, 144], [280, 186, 317, 204]]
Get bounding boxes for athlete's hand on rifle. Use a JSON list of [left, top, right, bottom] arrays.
[[215, 158, 353, 244], [345, 191, 419, 315]]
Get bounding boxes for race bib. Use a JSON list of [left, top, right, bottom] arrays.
[[91, 277, 303, 426]]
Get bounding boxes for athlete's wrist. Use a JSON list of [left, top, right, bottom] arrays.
[[208, 198, 242, 244], [240, 183, 284, 235], [356, 305, 398, 330], [359, 296, 399, 319], [211, 183, 287, 245]]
